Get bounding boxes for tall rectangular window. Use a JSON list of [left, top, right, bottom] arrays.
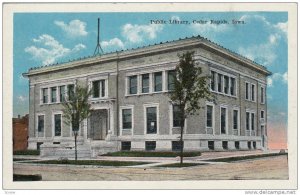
[[206, 105, 213, 128], [233, 110, 238, 130], [246, 112, 250, 130], [261, 110, 265, 119], [173, 105, 181, 127], [122, 109, 132, 129], [230, 78, 236, 96], [146, 107, 157, 134], [59, 86, 65, 102], [154, 72, 162, 92], [251, 84, 255, 101], [38, 115, 44, 133], [129, 75, 137, 94], [142, 74, 149, 93], [54, 114, 62, 136], [67, 84, 74, 100], [51, 87, 57, 103], [224, 76, 229, 94], [210, 71, 215, 91], [246, 83, 250, 100], [220, 107, 226, 134], [92, 80, 105, 98], [168, 70, 176, 91], [42, 88, 48, 104], [251, 113, 255, 131], [261, 87, 265, 103], [217, 74, 222, 92]]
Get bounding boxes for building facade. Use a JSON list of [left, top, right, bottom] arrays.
[[23, 36, 271, 158], [13, 114, 29, 151]]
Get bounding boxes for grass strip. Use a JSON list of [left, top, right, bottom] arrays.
[[205, 153, 287, 162], [26, 160, 151, 166], [102, 151, 201, 157], [13, 150, 40, 156], [13, 158, 36, 161], [156, 163, 205, 168], [13, 174, 42, 181]]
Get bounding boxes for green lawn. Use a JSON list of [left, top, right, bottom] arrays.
[[102, 151, 201, 157], [26, 160, 151, 166], [13, 158, 36, 161], [13, 150, 40, 156], [13, 174, 42, 181], [206, 153, 287, 162], [156, 163, 205, 168]]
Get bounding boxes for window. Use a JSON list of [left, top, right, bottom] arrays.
[[210, 71, 215, 91], [129, 76, 137, 94], [261, 110, 265, 119], [246, 82, 250, 100], [251, 113, 255, 131], [67, 84, 75, 100], [154, 72, 162, 92], [222, 141, 228, 150], [224, 76, 229, 94], [121, 142, 131, 151], [173, 105, 181, 128], [51, 87, 57, 103], [233, 110, 239, 130], [37, 142, 43, 150], [261, 87, 265, 104], [248, 141, 252, 149], [92, 80, 106, 98], [59, 86, 65, 102], [42, 88, 48, 103], [122, 109, 132, 130], [208, 141, 214, 150], [38, 115, 44, 133], [251, 84, 256, 101], [253, 141, 256, 149], [172, 141, 183, 151], [220, 107, 227, 134], [230, 78, 236, 96], [142, 74, 150, 93], [145, 141, 156, 151], [217, 74, 222, 92], [246, 112, 250, 130], [146, 107, 157, 134], [235, 141, 240, 149], [206, 105, 213, 128], [54, 114, 62, 136], [168, 70, 176, 91]]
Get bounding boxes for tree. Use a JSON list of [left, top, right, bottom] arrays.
[[169, 51, 213, 164], [62, 85, 92, 161]]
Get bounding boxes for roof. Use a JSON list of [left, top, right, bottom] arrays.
[[23, 35, 272, 77]]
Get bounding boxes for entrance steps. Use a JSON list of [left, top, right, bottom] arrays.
[[90, 140, 118, 157]]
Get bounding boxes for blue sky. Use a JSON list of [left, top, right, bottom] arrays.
[[13, 12, 288, 146]]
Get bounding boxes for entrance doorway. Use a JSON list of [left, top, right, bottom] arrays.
[[88, 109, 108, 140]]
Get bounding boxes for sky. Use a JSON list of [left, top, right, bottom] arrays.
[[13, 12, 288, 149]]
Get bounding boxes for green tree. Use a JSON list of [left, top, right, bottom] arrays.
[[169, 51, 213, 164], [62, 85, 92, 161]]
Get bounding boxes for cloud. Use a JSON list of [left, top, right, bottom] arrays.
[[121, 23, 163, 43], [190, 22, 230, 37], [55, 20, 88, 37], [274, 22, 288, 37], [171, 15, 181, 21], [17, 95, 27, 102], [267, 72, 288, 87], [101, 38, 125, 51], [25, 34, 86, 65], [238, 34, 280, 66]]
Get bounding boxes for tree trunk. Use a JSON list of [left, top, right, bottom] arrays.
[[74, 131, 78, 161], [180, 118, 185, 165]]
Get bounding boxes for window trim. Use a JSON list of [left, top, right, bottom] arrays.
[[232, 107, 240, 135], [52, 111, 63, 137], [88, 76, 109, 99], [36, 113, 45, 138], [120, 105, 134, 135], [220, 105, 228, 135], [245, 81, 250, 101], [251, 83, 256, 102], [144, 103, 159, 135], [260, 85, 265, 104], [205, 102, 215, 134], [246, 110, 256, 136]]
